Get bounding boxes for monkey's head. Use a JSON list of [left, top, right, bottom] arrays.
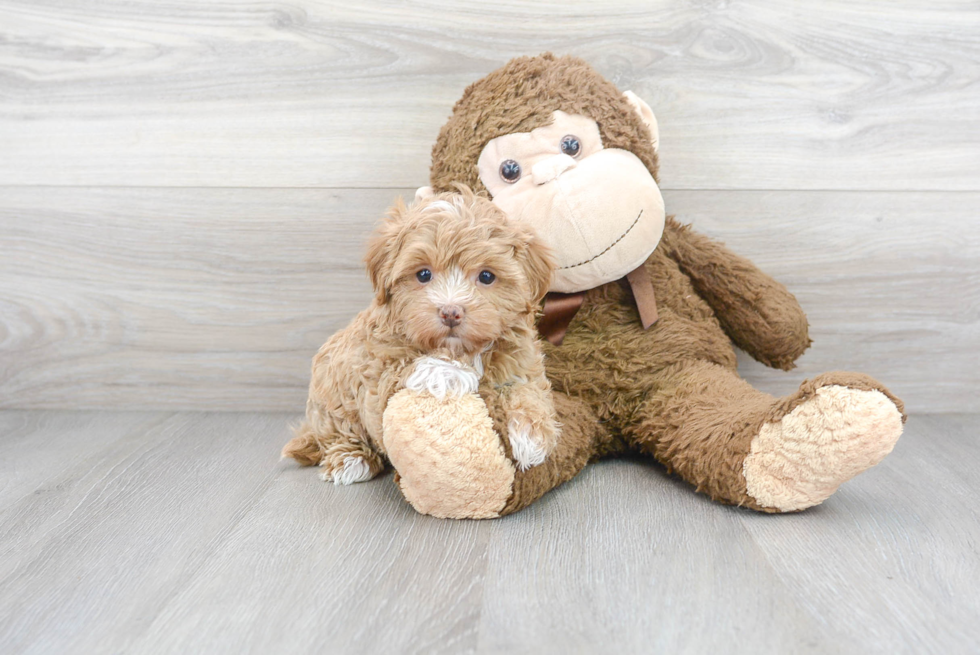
[[429, 53, 665, 293]]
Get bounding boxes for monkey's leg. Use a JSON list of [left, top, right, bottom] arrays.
[[626, 361, 905, 512]]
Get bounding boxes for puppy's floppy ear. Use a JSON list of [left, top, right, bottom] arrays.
[[364, 197, 408, 304], [516, 228, 556, 303]]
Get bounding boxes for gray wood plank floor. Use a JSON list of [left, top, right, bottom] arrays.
[[0, 411, 976, 654]]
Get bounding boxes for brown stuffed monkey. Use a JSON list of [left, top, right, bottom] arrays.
[[402, 53, 905, 516]]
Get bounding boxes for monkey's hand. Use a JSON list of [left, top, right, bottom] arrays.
[[660, 217, 811, 370]]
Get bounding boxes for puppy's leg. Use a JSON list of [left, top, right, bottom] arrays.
[[489, 371, 560, 472], [318, 440, 385, 486], [504, 384, 560, 471], [282, 409, 384, 486]]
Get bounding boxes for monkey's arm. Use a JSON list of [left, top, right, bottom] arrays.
[[659, 217, 811, 370]]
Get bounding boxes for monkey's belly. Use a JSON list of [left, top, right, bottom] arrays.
[[382, 390, 515, 519], [545, 307, 737, 398]]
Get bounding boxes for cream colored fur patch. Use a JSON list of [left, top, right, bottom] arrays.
[[424, 266, 474, 307], [743, 385, 903, 512], [508, 418, 546, 471], [404, 357, 480, 400], [321, 455, 374, 485]]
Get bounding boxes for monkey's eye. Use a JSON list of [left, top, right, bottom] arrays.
[[478, 270, 496, 285], [499, 159, 521, 183], [560, 135, 581, 158], [416, 269, 432, 283]]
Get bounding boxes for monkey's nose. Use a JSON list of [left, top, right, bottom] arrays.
[[532, 154, 577, 185], [439, 304, 464, 328]]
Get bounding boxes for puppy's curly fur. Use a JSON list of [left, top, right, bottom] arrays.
[[282, 187, 559, 483]]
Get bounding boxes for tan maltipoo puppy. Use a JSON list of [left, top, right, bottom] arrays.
[[282, 187, 559, 483]]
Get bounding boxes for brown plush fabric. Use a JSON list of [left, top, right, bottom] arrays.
[[768, 371, 907, 424], [659, 220, 811, 370], [425, 53, 905, 514], [431, 53, 659, 194], [539, 240, 784, 510], [626, 360, 774, 510], [538, 236, 905, 512], [541, 243, 742, 427]]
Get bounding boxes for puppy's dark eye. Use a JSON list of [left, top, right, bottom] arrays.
[[478, 270, 496, 285], [416, 269, 432, 283], [560, 135, 581, 158], [499, 159, 521, 183]]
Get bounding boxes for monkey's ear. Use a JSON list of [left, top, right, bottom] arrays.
[[623, 90, 659, 154], [364, 198, 408, 304]]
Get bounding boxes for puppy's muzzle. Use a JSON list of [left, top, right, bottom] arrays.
[[439, 304, 464, 328]]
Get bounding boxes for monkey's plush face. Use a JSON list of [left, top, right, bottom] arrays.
[[477, 110, 665, 293]]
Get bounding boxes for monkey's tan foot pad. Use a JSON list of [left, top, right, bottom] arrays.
[[743, 385, 904, 512], [383, 389, 515, 519]]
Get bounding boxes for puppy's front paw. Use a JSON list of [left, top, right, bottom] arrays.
[[507, 418, 550, 471], [319, 448, 383, 486], [404, 357, 480, 400]]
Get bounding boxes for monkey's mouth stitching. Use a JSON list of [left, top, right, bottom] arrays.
[[559, 209, 643, 270]]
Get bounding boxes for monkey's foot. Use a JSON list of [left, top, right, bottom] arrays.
[[742, 381, 904, 512]]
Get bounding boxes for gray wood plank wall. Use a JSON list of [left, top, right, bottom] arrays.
[[1, 1, 978, 412]]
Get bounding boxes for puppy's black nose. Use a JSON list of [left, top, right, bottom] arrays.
[[439, 304, 464, 328]]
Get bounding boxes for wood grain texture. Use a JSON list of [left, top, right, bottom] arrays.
[[667, 190, 980, 411], [1, 187, 975, 412], [2, 2, 975, 648], [132, 454, 489, 655], [0, 410, 977, 654], [477, 462, 830, 653], [737, 413, 980, 653], [0, 412, 294, 654], [0, 410, 168, 511], [1, 0, 978, 189], [0, 187, 385, 411]]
